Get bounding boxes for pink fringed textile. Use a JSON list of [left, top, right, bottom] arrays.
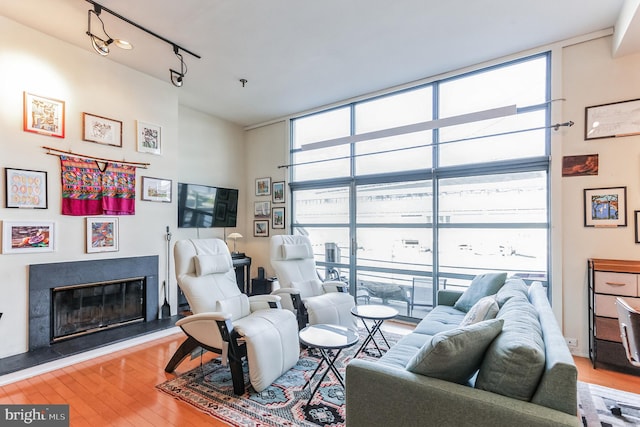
[[60, 155, 135, 216]]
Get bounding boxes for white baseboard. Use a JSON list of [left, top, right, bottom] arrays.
[[0, 327, 181, 387]]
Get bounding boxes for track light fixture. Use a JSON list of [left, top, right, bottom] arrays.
[[86, 4, 132, 56], [85, 0, 201, 87], [170, 45, 186, 87]]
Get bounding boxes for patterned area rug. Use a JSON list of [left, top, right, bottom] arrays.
[[156, 329, 400, 427], [579, 381, 640, 426]]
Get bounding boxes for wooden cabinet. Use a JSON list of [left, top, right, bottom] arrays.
[[588, 258, 640, 375]]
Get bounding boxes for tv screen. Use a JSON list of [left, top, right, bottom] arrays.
[[177, 183, 238, 228]]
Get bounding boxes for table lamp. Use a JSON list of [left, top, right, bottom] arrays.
[[227, 232, 243, 255]]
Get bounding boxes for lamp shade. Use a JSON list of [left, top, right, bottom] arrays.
[[227, 233, 243, 240]]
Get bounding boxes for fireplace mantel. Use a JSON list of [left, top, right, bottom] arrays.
[[29, 256, 159, 350]]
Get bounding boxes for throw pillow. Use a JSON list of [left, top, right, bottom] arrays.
[[194, 254, 232, 276], [405, 318, 504, 384], [459, 295, 499, 327], [453, 272, 507, 312]]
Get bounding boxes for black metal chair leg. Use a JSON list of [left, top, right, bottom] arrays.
[[164, 336, 201, 373], [229, 357, 245, 394]]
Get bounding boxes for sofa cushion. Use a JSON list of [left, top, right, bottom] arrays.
[[412, 305, 466, 336], [453, 272, 507, 312], [379, 333, 432, 369], [475, 295, 546, 401], [406, 318, 504, 384], [459, 295, 499, 326], [495, 278, 529, 306]]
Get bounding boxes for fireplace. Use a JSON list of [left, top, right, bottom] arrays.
[[29, 256, 158, 350], [51, 277, 146, 342]]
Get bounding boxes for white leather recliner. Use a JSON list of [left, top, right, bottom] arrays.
[[165, 238, 300, 394], [269, 235, 356, 329]]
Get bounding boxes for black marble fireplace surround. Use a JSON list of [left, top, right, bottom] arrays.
[[0, 256, 180, 377]]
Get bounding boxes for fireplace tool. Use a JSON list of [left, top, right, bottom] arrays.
[[161, 225, 172, 319]]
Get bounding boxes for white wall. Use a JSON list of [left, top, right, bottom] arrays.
[[244, 121, 289, 278], [562, 35, 640, 356], [0, 17, 244, 358]]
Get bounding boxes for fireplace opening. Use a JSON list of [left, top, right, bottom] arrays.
[[51, 277, 146, 343]]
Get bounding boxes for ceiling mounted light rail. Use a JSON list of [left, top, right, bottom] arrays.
[[85, 0, 201, 87]]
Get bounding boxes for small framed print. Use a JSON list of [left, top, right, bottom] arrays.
[[272, 207, 285, 229], [141, 176, 172, 202], [83, 112, 123, 147], [23, 92, 65, 138], [137, 120, 162, 155], [584, 186, 627, 227], [254, 201, 271, 218], [254, 220, 269, 237], [86, 217, 119, 253], [272, 181, 285, 203], [256, 177, 271, 196], [635, 211, 640, 243], [5, 168, 48, 209], [2, 221, 55, 254]]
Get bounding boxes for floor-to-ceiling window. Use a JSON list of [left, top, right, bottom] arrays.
[[289, 53, 551, 320]]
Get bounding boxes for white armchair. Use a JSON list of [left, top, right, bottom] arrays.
[[165, 238, 300, 394], [269, 235, 356, 329]]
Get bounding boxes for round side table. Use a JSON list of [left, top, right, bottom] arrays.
[[299, 324, 359, 407], [351, 304, 398, 357]]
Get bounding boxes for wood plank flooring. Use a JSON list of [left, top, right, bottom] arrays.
[[1, 329, 640, 426]]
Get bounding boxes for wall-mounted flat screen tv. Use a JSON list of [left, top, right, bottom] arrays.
[[177, 183, 238, 228]]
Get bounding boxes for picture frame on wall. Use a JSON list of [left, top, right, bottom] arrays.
[[136, 120, 162, 155], [272, 181, 285, 203], [23, 92, 65, 138], [255, 177, 271, 196], [561, 154, 598, 177], [585, 98, 640, 140], [82, 112, 123, 147], [5, 168, 48, 209], [2, 221, 55, 254], [254, 201, 271, 218], [254, 220, 269, 237], [272, 207, 285, 229], [86, 217, 119, 253], [635, 211, 640, 243], [141, 176, 172, 202], [583, 186, 627, 227]]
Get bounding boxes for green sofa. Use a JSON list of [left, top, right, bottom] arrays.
[[345, 279, 579, 427]]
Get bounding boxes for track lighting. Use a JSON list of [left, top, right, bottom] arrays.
[[86, 5, 132, 57], [84, 1, 201, 88], [170, 45, 186, 87]]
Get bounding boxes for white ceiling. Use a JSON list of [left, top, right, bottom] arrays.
[[0, 0, 634, 127]]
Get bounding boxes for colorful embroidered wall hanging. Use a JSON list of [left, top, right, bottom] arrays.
[[60, 155, 135, 216]]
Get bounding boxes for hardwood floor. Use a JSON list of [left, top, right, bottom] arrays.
[[1, 329, 640, 426]]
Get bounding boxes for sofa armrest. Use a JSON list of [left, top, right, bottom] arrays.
[[437, 289, 463, 306], [345, 359, 580, 427], [322, 281, 349, 293]]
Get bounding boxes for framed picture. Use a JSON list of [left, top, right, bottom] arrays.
[[2, 221, 55, 254], [82, 113, 123, 147], [562, 154, 598, 177], [585, 99, 640, 140], [86, 217, 119, 253], [272, 181, 285, 203], [254, 201, 271, 218], [5, 168, 48, 209], [584, 186, 627, 227], [635, 211, 640, 243], [254, 220, 269, 237], [141, 176, 172, 202], [272, 207, 285, 229], [137, 121, 162, 155], [256, 177, 271, 196], [23, 92, 65, 138]]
